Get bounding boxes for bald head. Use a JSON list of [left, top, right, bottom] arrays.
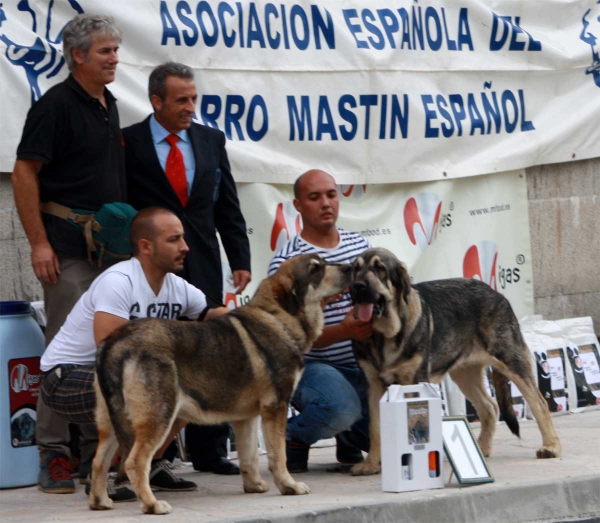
[[293, 169, 336, 199], [292, 169, 339, 237], [130, 207, 179, 255]]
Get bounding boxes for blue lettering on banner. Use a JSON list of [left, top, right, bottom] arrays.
[[160, 2, 542, 54], [287, 94, 409, 141], [182, 90, 533, 143], [199, 94, 269, 141], [342, 6, 473, 51], [490, 13, 542, 51], [160, 1, 335, 50], [421, 86, 535, 138]]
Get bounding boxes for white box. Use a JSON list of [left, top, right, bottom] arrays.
[[381, 383, 445, 493]]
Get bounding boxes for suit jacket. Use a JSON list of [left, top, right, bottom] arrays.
[[123, 117, 250, 306]]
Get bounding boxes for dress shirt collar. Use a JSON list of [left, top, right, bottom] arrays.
[[150, 114, 190, 145]]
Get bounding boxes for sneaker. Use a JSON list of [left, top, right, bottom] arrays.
[[335, 436, 364, 464], [85, 472, 137, 503], [38, 452, 76, 494], [149, 459, 198, 491], [286, 440, 309, 473]]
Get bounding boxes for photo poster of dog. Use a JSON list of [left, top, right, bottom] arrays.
[[556, 317, 600, 410], [521, 321, 571, 416], [536, 349, 569, 413], [463, 367, 526, 423], [407, 401, 430, 445]]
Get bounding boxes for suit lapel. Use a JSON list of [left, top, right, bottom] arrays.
[[130, 116, 181, 206]]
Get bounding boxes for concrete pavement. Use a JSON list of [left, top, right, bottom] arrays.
[[1, 410, 599, 523]]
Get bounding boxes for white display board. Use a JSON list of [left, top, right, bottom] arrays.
[[442, 416, 493, 484]]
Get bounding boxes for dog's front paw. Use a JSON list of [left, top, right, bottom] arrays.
[[280, 481, 310, 495], [143, 500, 172, 515], [244, 479, 269, 493], [536, 445, 561, 459], [478, 441, 492, 457], [88, 494, 113, 511], [351, 461, 381, 476]]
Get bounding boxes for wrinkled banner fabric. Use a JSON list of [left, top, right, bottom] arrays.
[[1, 0, 599, 181], [2, 1, 598, 315]]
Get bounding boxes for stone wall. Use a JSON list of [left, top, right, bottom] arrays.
[[526, 158, 600, 332], [1, 157, 599, 331]]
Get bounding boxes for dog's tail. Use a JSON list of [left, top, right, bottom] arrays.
[[96, 336, 136, 465], [491, 370, 520, 438]]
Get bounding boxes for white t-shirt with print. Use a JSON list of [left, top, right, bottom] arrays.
[[41, 257, 208, 371]]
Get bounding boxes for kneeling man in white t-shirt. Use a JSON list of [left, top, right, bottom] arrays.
[[40, 207, 229, 501]]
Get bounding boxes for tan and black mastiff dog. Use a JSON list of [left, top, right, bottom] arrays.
[[349, 248, 561, 476], [89, 254, 351, 515]]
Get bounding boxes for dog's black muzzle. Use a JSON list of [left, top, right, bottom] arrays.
[[351, 282, 385, 316]]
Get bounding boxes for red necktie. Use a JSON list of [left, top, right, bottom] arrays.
[[165, 134, 188, 207]]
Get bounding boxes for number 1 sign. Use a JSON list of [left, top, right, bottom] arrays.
[[442, 417, 494, 485]]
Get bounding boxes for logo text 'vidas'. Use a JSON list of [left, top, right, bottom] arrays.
[[404, 192, 442, 252], [463, 241, 498, 291]]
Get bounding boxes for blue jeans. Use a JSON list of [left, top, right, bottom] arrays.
[[288, 360, 370, 451]]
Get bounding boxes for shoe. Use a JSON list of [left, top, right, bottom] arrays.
[[38, 452, 76, 494], [78, 459, 92, 484], [195, 457, 240, 475], [149, 459, 198, 491], [85, 472, 137, 502], [286, 440, 309, 473], [335, 436, 364, 464]]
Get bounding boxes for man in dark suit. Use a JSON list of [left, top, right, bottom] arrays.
[[123, 62, 251, 475]]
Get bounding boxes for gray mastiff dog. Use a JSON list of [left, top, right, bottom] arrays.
[[350, 248, 561, 476]]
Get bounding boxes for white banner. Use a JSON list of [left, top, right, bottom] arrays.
[[1, 0, 599, 182], [223, 170, 534, 319]]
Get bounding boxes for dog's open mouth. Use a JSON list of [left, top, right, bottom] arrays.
[[355, 297, 385, 321]]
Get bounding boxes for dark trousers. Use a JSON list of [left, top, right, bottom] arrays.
[[185, 423, 229, 468]]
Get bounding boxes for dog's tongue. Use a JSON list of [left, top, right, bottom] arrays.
[[356, 303, 374, 322]]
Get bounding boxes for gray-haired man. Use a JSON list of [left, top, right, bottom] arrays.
[[11, 13, 126, 494]]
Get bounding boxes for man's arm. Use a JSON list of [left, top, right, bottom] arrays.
[[93, 311, 128, 346], [213, 133, 252, 292], [11, 159, 60, 283], [313, 310, 372, 348], [205, 306, 230, 319]]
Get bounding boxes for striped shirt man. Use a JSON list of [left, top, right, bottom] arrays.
[[268, 228, 370, 367]]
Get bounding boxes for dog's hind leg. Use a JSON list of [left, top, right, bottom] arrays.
[[450, 365, 499, 457], [233, 417, 268, 494], [123, 360, 178, 514], [125, 414, 176, 515], [89, 386, 120, 511], [492, 347, 562, 459], [260, 402, 310, 495]]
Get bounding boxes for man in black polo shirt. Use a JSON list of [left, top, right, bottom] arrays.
[[11, 14, 126, 496]]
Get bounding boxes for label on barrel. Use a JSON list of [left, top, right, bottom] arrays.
[[8, 357, 40, 448]]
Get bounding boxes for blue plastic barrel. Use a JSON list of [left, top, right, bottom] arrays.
[[0, 301, 45, 489]]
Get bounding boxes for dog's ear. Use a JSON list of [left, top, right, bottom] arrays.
[[394, 261, 412, 303], [273, 279, 300, 316], [566, 347, 574, 359], [534, 352, 542, 364]]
